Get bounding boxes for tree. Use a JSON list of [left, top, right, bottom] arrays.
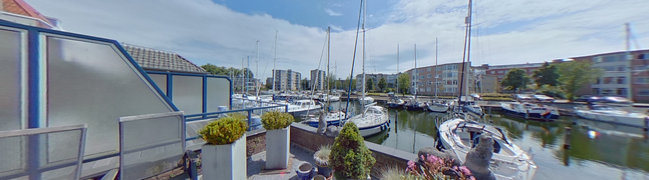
[[501, 68, 530, 92], [397, 73, 411, 96], [300, 78, 309, 90], [201, 64, 254, 78], [377, 77, 387, 92], [366, 78, 374, 92], [532, 62, 559, 88], [556, 61, 602, 101]]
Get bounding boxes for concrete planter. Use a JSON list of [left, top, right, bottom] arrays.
[[201, 136, 246, 180], [265, 127, 290, 169]]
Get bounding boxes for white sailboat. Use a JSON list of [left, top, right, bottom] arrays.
[[303, 27, 346, 127], [346, 0, 389, 137], [405, 44, 426, 111], [428, 38, 450, 113], [437, 1, 536, 179]]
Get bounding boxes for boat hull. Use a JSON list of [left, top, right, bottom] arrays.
[[575, 110, 648, 127]]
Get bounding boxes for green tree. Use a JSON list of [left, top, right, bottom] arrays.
[[201, 64, 254, 78], [501, 68, 530, 92], [330, 122, 375, 179], [377, 77, 387, 92], [532, 62, 559, 88], [342, 77, 357, 91], [556, 61, 602, 101], [365, 78, 374, 91], [300, 78, 309, 90], [397, 73, 411, 96]]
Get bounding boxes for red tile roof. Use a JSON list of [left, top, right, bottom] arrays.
[[2, 0, 54, 26]]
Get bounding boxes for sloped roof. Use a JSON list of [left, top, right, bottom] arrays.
[[122, 44, 207, 74], [1, 0, 57, 28]]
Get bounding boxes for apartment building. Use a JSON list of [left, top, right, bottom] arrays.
[[310, 69, 326, 91], [273, 69, 301, 91]]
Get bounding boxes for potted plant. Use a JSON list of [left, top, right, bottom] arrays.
[[198, 113, 248, 180], [261, 111, 294, 169], [313, 145, 332, 177], [329, 122, 375, 179]]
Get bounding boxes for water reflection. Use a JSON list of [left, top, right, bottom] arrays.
[[300, 101, 649, 179], [364, 107, 649, 179]]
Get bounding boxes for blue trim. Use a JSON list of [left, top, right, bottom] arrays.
[[202, 76, 207, 119], [167, 74, 173, 99], [27, 29, 39, 129]]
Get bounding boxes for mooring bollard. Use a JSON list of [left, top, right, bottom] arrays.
[[563, 127, 572, 149]]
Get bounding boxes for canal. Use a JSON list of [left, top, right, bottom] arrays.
[[315, 101, 649, 179]]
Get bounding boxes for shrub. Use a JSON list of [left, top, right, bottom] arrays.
[[314, 145, 331, 167], [261, 111, 294, 130], [406, 154, 475, 180], [329, 122, 375, 179], [198, 114, 248, 145]]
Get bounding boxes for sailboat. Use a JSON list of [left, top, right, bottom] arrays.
[[405, 44, 426, 111], [387, 44, 406, 108], [436, 1, 537, 179], [303, 27, 346, 127], [345, 0, 389, 137], [427, 38, 450, 113]]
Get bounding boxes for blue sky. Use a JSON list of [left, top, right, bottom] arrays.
[[24, 0, 649, 80]]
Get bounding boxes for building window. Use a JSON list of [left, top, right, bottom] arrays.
[[634, 77, 649, 84], [638, 90, 649, 96], [452, 80, 458, 85], [617, 77, 626, 84], [617, 88, 627, 96]]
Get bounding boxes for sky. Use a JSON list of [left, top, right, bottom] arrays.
[[25, 0, 649, 81]]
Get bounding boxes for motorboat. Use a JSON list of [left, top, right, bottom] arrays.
[[302, 111, 347, 128], [358, 96, 374, 105], [347, 105, 390, 137], [462, 101, 484, 117], [386, 97, 405, 108], [287, 99, 322, 117], [575, 105, 648, 127], [500, 102, 559, 121], [427, 100, 450, 113], [436, 118, 537, 180], [405, 97, 426, 111]]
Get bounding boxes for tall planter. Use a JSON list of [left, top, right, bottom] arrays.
[[202, 135, 246, 180], [265, 127, 290, 169]]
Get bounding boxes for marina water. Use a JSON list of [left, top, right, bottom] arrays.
[[306, 101, 649, 179]]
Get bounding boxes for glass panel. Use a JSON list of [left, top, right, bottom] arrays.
[[149, 74, 167, 95], [119, 112, 184, 180], [46, 36, 173, 157], [172, 75, 203, 115], [0, 28, 22, 131], [0, 126, 84, 180], [206, 77, 230, 112]]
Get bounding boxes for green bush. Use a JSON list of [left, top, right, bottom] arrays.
[[330, 122, 375, 179], [261, 111, 294, 130], [198, 114, 248, 145]]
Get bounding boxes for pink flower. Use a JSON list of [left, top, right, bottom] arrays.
[[459, 166, 472, 176], [407, 160, 416, 170], [426, 154, 443, 166]]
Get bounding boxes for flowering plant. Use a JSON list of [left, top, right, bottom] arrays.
[[406, 154, 475, 180]]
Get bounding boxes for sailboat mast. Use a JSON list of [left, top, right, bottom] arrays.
[[435, 38, 438, 98], [458, 0, 472, 106], [255, 40, 260, 102], [397, 44, 399, 95], [273, 31, 277, 93], [327, 26, 331, 110], [414, 44, 417, 101], [361, 0, 366, 108]]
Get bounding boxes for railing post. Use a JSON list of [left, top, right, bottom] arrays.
[[248, 110, 252, 131]]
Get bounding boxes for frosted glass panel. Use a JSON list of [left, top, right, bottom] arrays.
[[46, 36, 173, 157], [172, 76, 203, 115], [206, 78, 230, 112], [0, 28, 22, 131], [0, 125, 85, 180], [119, 112, 184, 180], [149, 74, 167, 95]]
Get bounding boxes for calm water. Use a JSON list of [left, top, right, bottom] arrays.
[[317, 101, 649, 180]]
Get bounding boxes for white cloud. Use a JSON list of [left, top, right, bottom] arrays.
[[324, 8, 343, 16], [23, 0, 649, 81]]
